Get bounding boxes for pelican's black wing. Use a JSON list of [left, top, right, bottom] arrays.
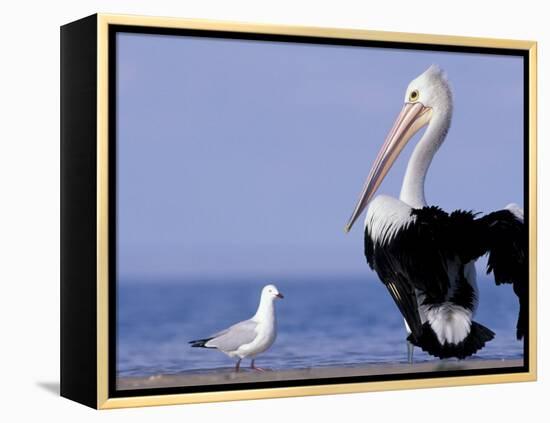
[[475, 210, 527, 339], [364, 206, 455, 342], [450, 208, 527, 339], [365, 205, 527, 343]]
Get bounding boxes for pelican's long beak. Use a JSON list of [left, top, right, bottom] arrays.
[[345, 102, 432, 232]]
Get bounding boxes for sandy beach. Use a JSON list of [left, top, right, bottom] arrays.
[[117, 359, 523, 390]]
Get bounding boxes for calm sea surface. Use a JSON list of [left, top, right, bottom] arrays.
[[117, 277, 523, 377]]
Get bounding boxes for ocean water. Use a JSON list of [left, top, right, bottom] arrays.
[[117, 277, 523, 377]]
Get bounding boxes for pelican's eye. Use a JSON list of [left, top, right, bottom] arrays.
[[409, 89, 419, 102]]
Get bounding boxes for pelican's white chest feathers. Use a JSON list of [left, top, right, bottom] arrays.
[[365, 195, 416, 245]]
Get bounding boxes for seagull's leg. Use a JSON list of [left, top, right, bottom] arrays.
[[407, 341, 414, 364], [235, 358, 241, 372], [250, 359, 265, 372]]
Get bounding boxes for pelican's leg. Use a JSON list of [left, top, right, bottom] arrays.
[[403, 319, 414, 364], [235, 358, 242, 372], [407, 341, 414, 364], [250, 359, 265, 372]]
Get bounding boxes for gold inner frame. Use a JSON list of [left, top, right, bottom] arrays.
[[95, 13, 538, 409]]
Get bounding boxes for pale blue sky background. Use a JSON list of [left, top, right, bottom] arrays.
[[116, 32, 523, 282]]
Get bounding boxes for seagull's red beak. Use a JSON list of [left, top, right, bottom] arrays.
[[345, 102, 432, 232]]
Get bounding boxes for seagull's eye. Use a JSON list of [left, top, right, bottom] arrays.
[[409, 89, 419, 102]]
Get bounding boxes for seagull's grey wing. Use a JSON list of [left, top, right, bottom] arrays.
[[206, 320, 258, 352], [210, 327, 229, 338], [210, 320, 251, 339]]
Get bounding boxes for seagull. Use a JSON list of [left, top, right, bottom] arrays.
[[189, 284, 284, 372]]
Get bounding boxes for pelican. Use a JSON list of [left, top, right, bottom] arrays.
[[345, 65, 526, 362]]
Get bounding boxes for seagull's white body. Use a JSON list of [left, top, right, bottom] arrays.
[[190, 284, 283, 371], [210, 287, 278, 359]]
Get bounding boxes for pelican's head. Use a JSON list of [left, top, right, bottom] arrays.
[[403, 65, 452, 111], [262, 284, 284, 300], [345, 65, 452, 232]]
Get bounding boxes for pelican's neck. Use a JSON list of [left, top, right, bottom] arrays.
[[253, 294, 275, 322], [399, 107, 452, 208]]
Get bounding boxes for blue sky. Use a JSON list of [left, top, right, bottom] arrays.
[[116, 32, 524, 282]]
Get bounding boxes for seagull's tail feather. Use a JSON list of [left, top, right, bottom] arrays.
[[189, 337, 216, 348], [409, 321, 495, 359]]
